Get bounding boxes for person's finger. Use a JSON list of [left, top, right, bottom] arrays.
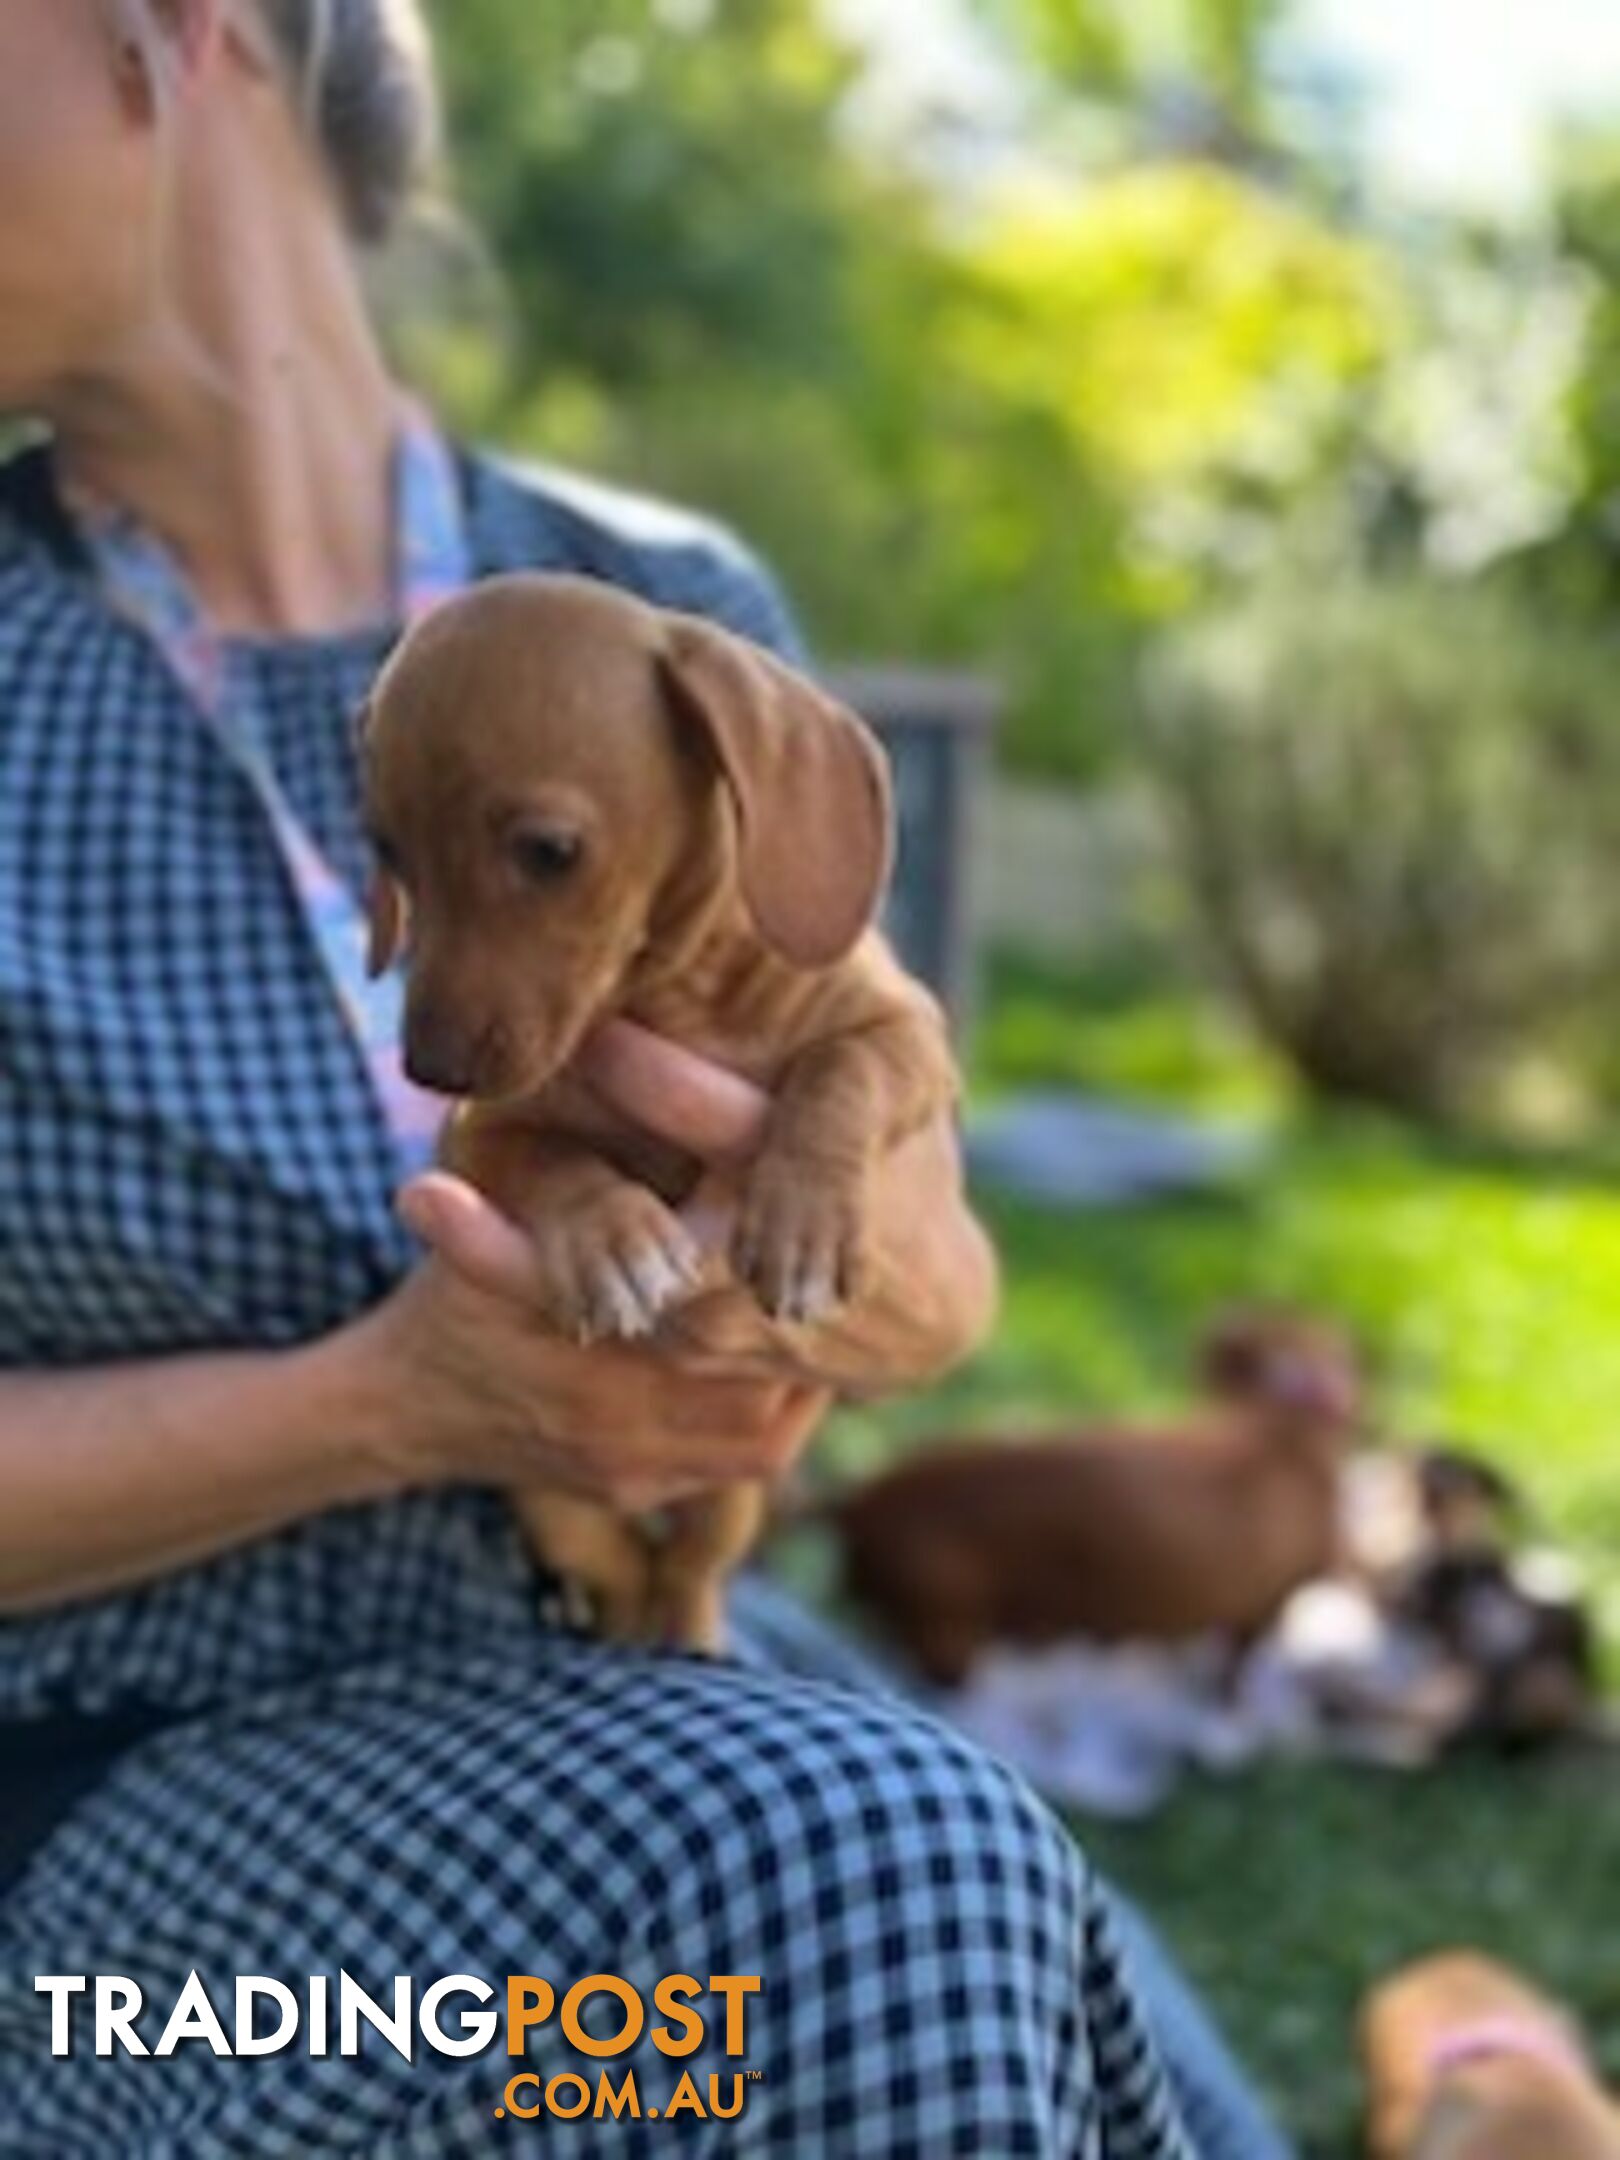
[[664, 1377, 831, 1464], [579, 1020, 770, 1164], [395, 1172, 542, 1308], [653, 1369, 792, 1439], [765, 1384, 834, 1464], [678, 1167, 741, 1260], [605, 1477, 715, 1516]]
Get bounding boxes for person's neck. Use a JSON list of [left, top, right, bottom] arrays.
[[46, 158, 401, 638]]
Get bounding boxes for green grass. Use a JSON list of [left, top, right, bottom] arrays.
[[1083, 1755, 1620, 2156], [810, 948, 1620, 2154]]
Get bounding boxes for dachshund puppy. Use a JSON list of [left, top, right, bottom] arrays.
[[828, 1310, 1362, 1685], [1346, 1445, 1524, 1592], [1362, 1952, 1620, 2159], [1343, 1443, 1595, 1750], [1416, 1449, 1522, 1559], [1394, 1549, 1597, 1751], [362, 574, 957, 1654]]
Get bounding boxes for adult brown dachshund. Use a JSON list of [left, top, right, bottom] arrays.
[[361, 573, 957, 1655], [1362, 1952, 1620, 2159], [827, 1312, 1362, 1685]]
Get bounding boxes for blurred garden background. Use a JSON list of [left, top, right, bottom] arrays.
[[412, 2, 1620, 2145]]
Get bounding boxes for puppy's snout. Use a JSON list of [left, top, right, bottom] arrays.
[[402, 1011, 489, 1099]]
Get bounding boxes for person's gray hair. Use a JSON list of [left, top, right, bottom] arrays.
[[102, 0, 441, 247], [252, 0, 440, 246]]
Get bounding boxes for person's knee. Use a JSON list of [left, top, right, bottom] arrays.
[[642, 1689, 1099, 2142], [656, 1684, 1091, 1998]]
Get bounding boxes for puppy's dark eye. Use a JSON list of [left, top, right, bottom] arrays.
[[367, 829, 403, 877], [509, 828, 584, 884]]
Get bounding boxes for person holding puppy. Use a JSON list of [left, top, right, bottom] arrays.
[[0, 3, 1285, 2151]]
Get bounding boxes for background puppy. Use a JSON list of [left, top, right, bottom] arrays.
[[363, 573, 957, 1654], [826, 1309, 1362, 1685], [1342, 1442, 1598, 1750], [1361, 1951, 1620, 2159], [1417, 1449, 1523, 1559], [1394, 1549, 1597, 1750]]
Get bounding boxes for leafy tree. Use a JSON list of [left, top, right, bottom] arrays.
[[413, 0, 1393, 779], [959, 164, 1388, 505], [426, 0, 880, 393], [968, 0, 1294, 134], [1509, 132, 1620, 610], [1147, 575, 1620, 1122]]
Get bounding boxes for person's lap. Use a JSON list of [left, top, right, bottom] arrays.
[[738, 1578, 1292, 2160], [0, 1606, 1188, 2157]]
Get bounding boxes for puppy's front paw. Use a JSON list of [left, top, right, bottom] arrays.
[[532, 1186, 704, 1343], [732, 1154, 867, 1323]]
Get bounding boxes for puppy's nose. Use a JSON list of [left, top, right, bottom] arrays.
[[402, 1021, 483, 1099]]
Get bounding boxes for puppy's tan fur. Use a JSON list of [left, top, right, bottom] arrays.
[[1361, 1953, 1620, 2159], [828, 1313, 1361, 1685], [362, 575, 957, 1653]]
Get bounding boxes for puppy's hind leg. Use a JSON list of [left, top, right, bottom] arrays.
[[513, 1488, 655, 1646], [648, 1483, 769, 1658]]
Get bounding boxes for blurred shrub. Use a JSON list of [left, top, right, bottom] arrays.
[[971, 0, 1289, 138], [430, 0, 871, 393], [1144, 577, 1620, 1122], [416, 0, 1397, 780], [962, 166, 1388, 501]]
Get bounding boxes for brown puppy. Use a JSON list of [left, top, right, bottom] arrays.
[[828, 1311, 1360, 1685], [362, 574, 957, 1654], [1362, 1952, 1620, 2159]]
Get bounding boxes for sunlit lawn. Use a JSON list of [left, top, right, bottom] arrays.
[[811, 948, 1620, 2154], [1082, 1754, 1619, 2156]]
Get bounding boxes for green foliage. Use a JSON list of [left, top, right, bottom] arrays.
[[971, 0, 1293, 130], [1494, 132, 1620, 615], [1085, 1757, 1620, 2154], [1555, 135, 1620, 494], [975, 945, 1286, 1114], [958, 164, 1392, 639], [967, 168, 1385, 488], [1144, 577, 1620, 1122], [429, 0, 870, 392], [416, 3, 1389, 779]]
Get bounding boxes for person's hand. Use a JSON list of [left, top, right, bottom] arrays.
[[338, 1020, 821, 1509], [660, 1114, 1000, 1394], [574, 1020, 999, 1395], [347, 1246, 828, 1511], [372, 1015, 992, 1492], [392, 1020, 776, 1312]]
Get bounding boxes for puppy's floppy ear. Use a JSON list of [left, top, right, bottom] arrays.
[[657, 619, 894, 969], [1198, 1312, 1269, 1398], [1201, 1310, 1312, 1402], [365, 874, 407, 981], [353, 695, 408, 979]]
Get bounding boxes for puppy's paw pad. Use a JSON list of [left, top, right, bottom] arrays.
[[522, 1238, 599, 1342], [732, 1164, 866, 1324], [549, 1189, 702, 1342]]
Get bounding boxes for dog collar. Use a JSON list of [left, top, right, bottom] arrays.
[[1429, 2013, 1590, 2084]]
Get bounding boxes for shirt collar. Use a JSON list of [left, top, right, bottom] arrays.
[[56, 398, 473, 710]]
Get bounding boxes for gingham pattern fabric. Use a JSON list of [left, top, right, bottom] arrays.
[[66, 403, 468, 1176], [0, 440, 1196, 2155]]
